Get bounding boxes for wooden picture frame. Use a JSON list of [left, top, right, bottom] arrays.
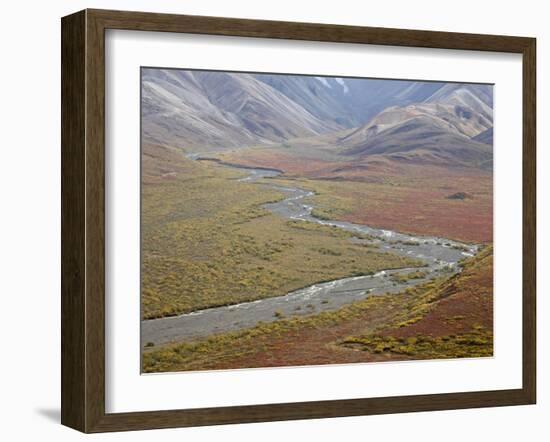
[[61, 8, 536, 433]]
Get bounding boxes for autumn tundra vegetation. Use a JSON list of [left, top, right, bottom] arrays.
[[140, 68, 494, 372]]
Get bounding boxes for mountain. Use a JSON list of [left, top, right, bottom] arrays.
[[335, 84, 493, 168], [142, 69, 338, 149], [472, 127, 493, 145], [141, 68, 493, 169], [425, 83, 493, 108], [342, 113, 493, 169], [255, 75, 449, 128], [253, 74, 361, 128], [343, 79, 446, 123], [424, 84, 493, 130]]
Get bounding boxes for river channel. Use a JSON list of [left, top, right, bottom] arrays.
[[141, 159, 478, 346]]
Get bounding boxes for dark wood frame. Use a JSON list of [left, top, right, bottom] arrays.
[[61, 8, 536, 433]]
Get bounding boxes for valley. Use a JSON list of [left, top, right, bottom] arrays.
[[141, 150, 422, 320], [143, 245, 493, 373], [140, 69, 494, 372], [216, 147, 493, 243]]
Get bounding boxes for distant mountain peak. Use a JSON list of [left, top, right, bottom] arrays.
[[141, 68, 493, 169]]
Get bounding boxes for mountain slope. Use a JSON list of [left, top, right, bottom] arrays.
[[335, 84, 493, 168], [343, 79, 446, 123], [256, 75, 449, 128], [254, 74, 361, 128], [141, 68, 493, 169], [425, 83, 493, 108], [424, 84, 493, 129], [343, 114, 493, 168], [142, 69, 337, 149], [472, 127, 493, 145]]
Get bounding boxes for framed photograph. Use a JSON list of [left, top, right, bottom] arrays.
[[61, 9, 536, 433]]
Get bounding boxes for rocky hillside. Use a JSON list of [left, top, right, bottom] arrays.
[[142, 69, 338, 149], [142, 68, 493, 168]]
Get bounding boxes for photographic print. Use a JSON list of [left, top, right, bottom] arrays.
[[140, 68, 494, 373]]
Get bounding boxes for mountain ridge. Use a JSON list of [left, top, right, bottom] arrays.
[[141, 69, 493, 169]]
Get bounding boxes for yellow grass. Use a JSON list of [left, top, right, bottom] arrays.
[[141, 149, 422, 319]]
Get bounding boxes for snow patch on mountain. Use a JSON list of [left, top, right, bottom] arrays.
[[334, 78, 349, 94], [315, 77, 332, 88]]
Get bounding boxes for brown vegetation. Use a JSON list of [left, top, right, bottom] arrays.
[[141, 144, 421, 319], [219, 148, 493, 243], [143, 247, 493, 372]]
